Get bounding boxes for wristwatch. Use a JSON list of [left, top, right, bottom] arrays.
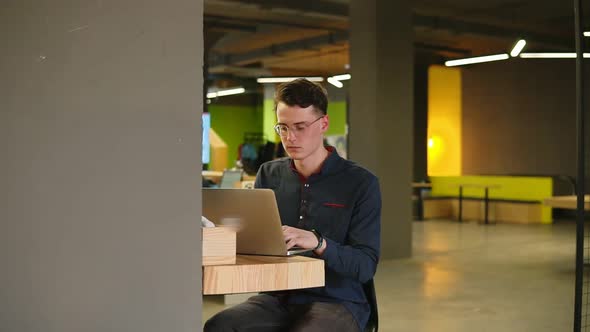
[[311, 229, 324, 250]]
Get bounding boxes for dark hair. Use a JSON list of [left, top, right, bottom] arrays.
[[274, 78, 328, 115]]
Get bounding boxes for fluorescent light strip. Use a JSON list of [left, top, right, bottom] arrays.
[[519, 53, 590, 58], [331, 74, 351, 81], [520, 53, 575, 58], [510, 39, 526, 57], [256, 77, 324, 83], [327, 77, 343, 88], [584, 31, 590, 37], [445, 54, 509, 67], [206, 87, 245, 99]]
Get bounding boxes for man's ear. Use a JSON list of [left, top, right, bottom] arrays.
[[320, 114, 330, 132]]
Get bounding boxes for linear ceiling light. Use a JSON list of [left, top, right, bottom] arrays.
[[520, 53, 575, 58], [510, 39, 527, 57], [445, 54, 510, 67], [331, 74, 351, 81], [584, 31, 590, 37], [206, 87, 245, 99], [327, 77, 344, 88], [256, 77, 324, 83], [519, 53, 590, 58]]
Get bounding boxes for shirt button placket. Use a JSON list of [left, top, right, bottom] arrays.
[[299, 183, 310, 228]]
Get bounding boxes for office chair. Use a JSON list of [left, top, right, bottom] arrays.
[[555, 175, 576, 195], [363, 279, 379, 332], [219, 170, 243, 189]]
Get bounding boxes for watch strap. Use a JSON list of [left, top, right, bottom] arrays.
[[311, 229, 323, 250]]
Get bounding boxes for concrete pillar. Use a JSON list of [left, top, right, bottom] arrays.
[[0, 1, 204, 331], [349, 0, 413, 259]]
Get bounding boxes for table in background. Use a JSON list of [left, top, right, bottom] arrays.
[[544, 195, 590, 210], [412, 182, 432, 221], [456, 184, 502, 224], [202, 170, 223, 184], [202, 170, 256, 185]]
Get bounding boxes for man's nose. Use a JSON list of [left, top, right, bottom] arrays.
[[286, 130, 296, 142]]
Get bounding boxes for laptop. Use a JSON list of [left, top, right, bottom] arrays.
[[202, 188, 313, 256]]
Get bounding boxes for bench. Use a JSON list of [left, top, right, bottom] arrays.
[[423, 175, 553, 224], [423, 196, 544, 224]]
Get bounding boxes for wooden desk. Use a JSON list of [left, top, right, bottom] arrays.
[[243, 174, 256, 182], [203, 255, 324, 295], [544, 195, 590, 210]]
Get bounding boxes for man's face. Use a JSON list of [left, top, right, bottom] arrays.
[[275, 102, 329, 161]]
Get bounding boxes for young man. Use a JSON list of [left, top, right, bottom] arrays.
[[204, 78, 381, 332]]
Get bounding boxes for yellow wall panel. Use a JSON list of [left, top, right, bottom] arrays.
[[428, 65, 462, 176]]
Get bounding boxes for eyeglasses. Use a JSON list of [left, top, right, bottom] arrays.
[[273, 116, 324, 138]]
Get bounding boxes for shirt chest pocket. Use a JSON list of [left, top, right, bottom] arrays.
[[309, 200, 352, 242]]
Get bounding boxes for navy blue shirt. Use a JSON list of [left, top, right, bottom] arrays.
[[255, 147, 381, 331]]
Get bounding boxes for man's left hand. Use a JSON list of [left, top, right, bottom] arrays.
[[282, 226, 318, 250]]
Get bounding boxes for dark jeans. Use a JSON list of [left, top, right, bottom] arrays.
[[204, 294, 360, 332]]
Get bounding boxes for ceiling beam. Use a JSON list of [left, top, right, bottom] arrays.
[[414, 43, 471, 56], [206, 0, 570, 48], [210, 30, 474, 68], [413, 15, 571, 49], [203, 14, 346, 32], [204, 20, 258, 33], [206, 0, 348, 17], [209, 31, 348, 67]]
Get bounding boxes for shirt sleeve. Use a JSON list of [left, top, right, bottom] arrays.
[[319, 176, 381, 284], [254, 164, 266, 189]]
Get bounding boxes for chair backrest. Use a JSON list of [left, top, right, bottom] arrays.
[[219, 170, 242, 189], [363, 279, 379, 332]]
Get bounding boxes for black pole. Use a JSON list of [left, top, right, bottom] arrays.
[[573, 0, 585, 330], [458, 186, 463, 222], [484, 187, 489, 225]]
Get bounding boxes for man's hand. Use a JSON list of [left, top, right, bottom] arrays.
[[282, 226, 327, 255]]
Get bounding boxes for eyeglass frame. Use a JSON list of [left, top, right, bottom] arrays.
[[273, 115, 325, 138]]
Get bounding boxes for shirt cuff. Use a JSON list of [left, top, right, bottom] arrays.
[[317, 237, 339, 264]]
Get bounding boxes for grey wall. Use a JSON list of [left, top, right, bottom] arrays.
[[0, 1, 203, 331], [462, 59, 576, 178]]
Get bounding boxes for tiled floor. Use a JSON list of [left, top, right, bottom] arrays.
[[203, 219, 576, 331]]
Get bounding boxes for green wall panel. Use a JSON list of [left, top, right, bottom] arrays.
[[208, 104, 262, 169], [326, 101, 347, 136]]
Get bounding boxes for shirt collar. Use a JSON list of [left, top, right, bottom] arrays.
[[289, 146, 341, 181]]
